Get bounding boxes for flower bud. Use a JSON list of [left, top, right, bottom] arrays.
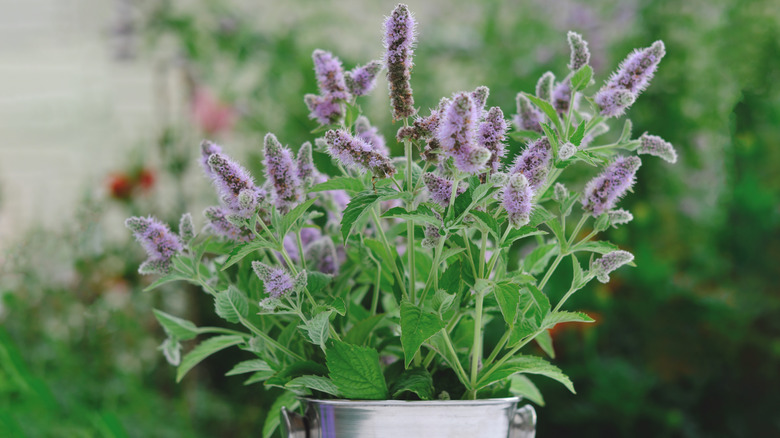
[[179, 212, 194, 242], [252, 261, 295, 298], [535, 71, 555, 102], [384, 4, 416, 120], [638, 133, 677, 163], [325, 129, 396, 178], [264, 133, 303, 214], [513, 94, 544, 133], [592, 250, 634, 283], [345, 60, 383, 96], [567, 31, 591, 71]]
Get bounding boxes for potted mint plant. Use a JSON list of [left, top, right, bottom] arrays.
[[126, 4, 675, 437]]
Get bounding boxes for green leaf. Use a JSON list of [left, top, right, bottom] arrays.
[[618, 119, 633, 143], [571, 254, 585, 289], [535, 330, 555, 359], [300, 310, 333, 348], [493, 282, 520, 326], [262, 391, 299, 438], [528, 206, 555, 228], [510, 374, 545, 406], [328, 297, 346, 316], [153, 309, 199, 340], [310, 176, 364, 193], [573, 150, 603, 167], [470, 210, 499, 239], [439, 261, 462, 294], [502, 226, 547, 248], [508, 319, 537, 348], [400, 302, 445, 367], [426, 331, 465, 378], [344, 314, 385, 346], [341, 191, 381, 242], [382, 205, 442, 227], [281, 198, 317, 236], [478, 355, 575, 393], [523, 243, 557, 275], [508, 129, 542, 142], [226, 359, 273, 376], [307, 271, 333, 295], [525, 93, 562, 133], [214, 286, 248, 324], [326, 339, 388, 400], [542, 311, 594, 328], [177, 335, 244, 382], [144, 272, 189, 292], [432, 289, 456, 314], [286, 375, 341, 397], [569, 121, 587, 147], [570, 65, 593, 92], [519, 285, 551, 327], [546, 218, 565, 243], [345, 102, 360, 128], [391, 368, 434, 400], [573, 240, 619, 254], [222, 239, 276, 270], [540, 122, 559, 151]]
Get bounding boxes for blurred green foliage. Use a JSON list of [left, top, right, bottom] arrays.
[[2, 0, 778, 436]]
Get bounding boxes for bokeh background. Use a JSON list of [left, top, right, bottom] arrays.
[[1, 0, 778, 437]]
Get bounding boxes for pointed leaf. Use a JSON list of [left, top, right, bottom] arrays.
[[326, 339, 388, 399], [494, 282, 520, 326], [525, 93, 562, 133], [226, 359, 273, 376], [570, 65, 593, 92], [535, 330, 555, 359], [400, 302, 445, 367], [510, 374, 545, 406], [300, 310, 333, 348], [341, 191, 380, 241], [177, 335, 244, 382], [519, 285, 551, 327], [307, 271, 333, 295], [477, 355, 575, 393], [344, 314, 385, 346], [153, 309, 199, 340], [391, 368, 434, 400], [310, 176, 364, 193], [286, 375, 341, 397], [382, 205, 442, 227], [222, 239, 276, 270], [523, 243, 558, 275], [542, 311, 594, 328], [281, 198, 317, 236], [214, 286, 248, 324]]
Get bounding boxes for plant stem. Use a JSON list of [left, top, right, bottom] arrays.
[[461, 230, 478, 280], [442, 330, 471, 391], [469, 291, 485, 397], [553, 273, 595, 313], [538, 253, 564, 290], [484, 329, 510, 365], [567, 214, 589, 247], [370, 207, 408, 300], [296, 229, 307, 271], [478, 231, 487, 278]]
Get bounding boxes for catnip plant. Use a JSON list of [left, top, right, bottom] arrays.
[[127, 3, 675, 414]]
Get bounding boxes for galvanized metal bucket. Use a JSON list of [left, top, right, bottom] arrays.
[[281, 397, 536, 438]]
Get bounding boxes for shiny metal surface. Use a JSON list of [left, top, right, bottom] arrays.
[[281, 397, 536, 438]]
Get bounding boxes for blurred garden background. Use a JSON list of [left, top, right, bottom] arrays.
[[1, 0, 778, 436]]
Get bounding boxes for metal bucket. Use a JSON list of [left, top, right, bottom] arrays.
[[281, 397, 536, 438]]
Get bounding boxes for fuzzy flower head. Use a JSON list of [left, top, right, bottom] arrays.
[[552, 80, 580, 117], [398, 110, 440, 142], [638, 133, 677, 163], [595, 41, 665, 117], [203, 206, 254, 242], [553, 182, 570, 202], [305, 93, 343, 125], [325, 129, 396, 178], [252, 262, 295, 298], [536, 72, 555, 102], [582, 156, 642, 216], [510, 137, 552, 192], [593, 87, 636, 118], [592, 250, 634, 283], [437, 92, 490, 173], [264, 133, 303, 214], [384, 3, 416, 120], [179, 212, 194, 242], [297, 142, 316, 189], [125, 216, 183, 274], [423, 172, 464, 208], [312, 49, 350, 100], [478, 106, 508, 175], [607, 209, 634, 227], [502, 173, 534, 228], [471, 86, 490, 115], [200, 140, 223, 178], [345, 60, 383, 96], [513, 93, 544, 133], [207, 152, 257, 213], [355, 116, 389, 156], [567, 31, 591, 71]]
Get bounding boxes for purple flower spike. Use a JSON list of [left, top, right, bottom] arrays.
[[471, 86, 490, 115], [513, 94, 544, 133], [552, 80, 581, 117], [312, 49, 350, 100], [567, 31, 591, 71], [203, 206, 254, 242], [638, 133, 677, 163], [307, 236, 340, 275], [582, 155, 642, 216], [607, 209, 634, 227], [536, 72, 555, 102], [384, 3, 416, 120], [592, 250, 634, 283], [502, 173, 534, 228], [179, 213, 194, 242], [252, 261, 295, 298], [305, 93, 343, 125], [423, 172, 464, 208], [207, 153, 257, 213], [125, 216, 183, 274], [264, 133, 303, 214], [397, 111, 440, 142], [595, 41, 665, 117], [325, 129, 396, 178], [478, 106, 508, 175], [509, 137, 552, 192], [297, 142, 316, 188], [200, 140, 223, 177], [437, 92, 489, 173], [345, 60, 383, 96], [355, 116, 390, 156]]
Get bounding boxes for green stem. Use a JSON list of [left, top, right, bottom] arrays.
[[296, 230, 307, 271], [553, 273, 595, 313], [370, 207, 408, 300], [442, 330, 471, 391], [239, 314, 305, 361], [567, 214, 589, 247], [405, 132, 416, 303], [420, 236, 446, 303], [538, 253, 564, 290], [484, 329, 510, 365], [469, 291, 485, 396], [461, 230, 478, 280], [478, 231, 487, 279], [371, 262, 381, 316]]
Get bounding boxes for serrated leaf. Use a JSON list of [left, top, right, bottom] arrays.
[[426, 331, 466, 378], [281, 198, 317, 236], [391, 368, 434, 400], [570, 65, 593, 92], [226, 359, 273, 376], [618, 119, 633, 143], [307, 271, 333, 295], [439, 261, 462, 294], [300, 310, 332, 348], [569, 121, 587, 147], [510, 374, 545, 406], [528, 206, 555, 228], [523, 243, 557, 275], [345, 102, 360, 128], [382, 205, 442, 226], [525, 93, 562, 133], [535, 330, 555, 359], [470, 210, 499, 239], [153, 309, 199, 340], [571, 254, 584, 289], [477, 354, 574, 393], [573, 150, 602, 167], [287, 375, 341, 397], [519, 285, 551, 328], [341, 191, 381, 242], [222, 239, 276, 271], [177, 335, 244, 382], [546, 218, 565, 243], [344, 314, 385, 346], [540, 122, 559, 151], [400, 302, 445, 367], [493, 282, 520, 326], [329, 297, 346, 316], [508, 319, 537, 347], [502, 226, 547, 248], [542, 311, 594, 328], [573, 240, 619, 254], [326, 339, 388, 400], [310, 176, 364, 193], [214, 286, 248, 324], [432, 289, 456, 314]]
